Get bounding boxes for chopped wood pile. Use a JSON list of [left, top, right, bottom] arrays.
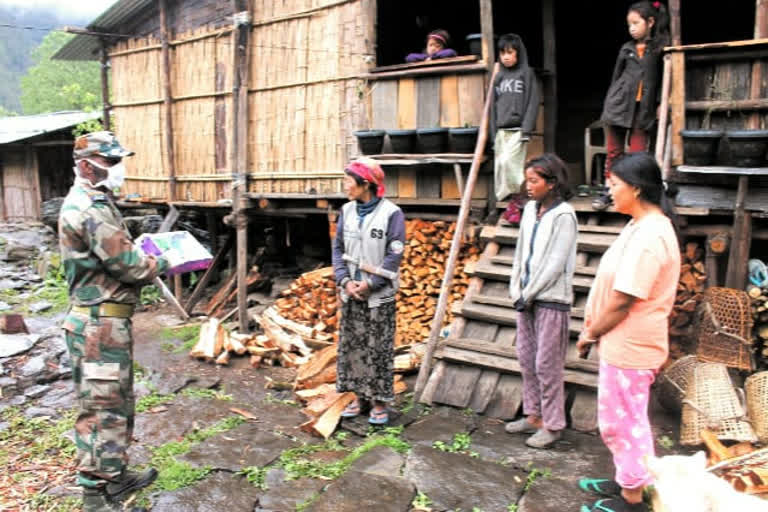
[[702, 429, 768, 495], [205, 265, 271, 318], [669, 241, 707, 358], [748, 283, 768, 365]]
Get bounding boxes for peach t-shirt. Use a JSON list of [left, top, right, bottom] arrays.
[[584, 213, 680, 369]]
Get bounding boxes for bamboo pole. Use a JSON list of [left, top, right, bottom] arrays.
[[655, 54, 672, 168], [231, 0, 252, 333], [100, 40, 111, 130], [414, 63, 500, 402]]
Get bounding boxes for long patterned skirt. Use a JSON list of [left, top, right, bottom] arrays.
[[336, 299, 396, 402]]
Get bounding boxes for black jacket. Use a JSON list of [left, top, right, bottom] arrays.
[[600, 40, 664, 131], [490, 34, 540, 138]]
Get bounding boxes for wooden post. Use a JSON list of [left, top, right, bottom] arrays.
[[231, 1, 252, 333], [541, 0, 557, 152], [479, 0, 494, 75], [725, 177, 751, 289], [414, 63, 500, 402], [668, 0, 685, 166], [655, 55, 672, 166], [705, 232, 729, 288], [99, 40, 111, 131], [158, 0, 182, 301]]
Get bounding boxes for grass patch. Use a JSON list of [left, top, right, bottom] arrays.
[[135, 392, 176, 413], [158, 324, 202, 354], [263, 393, 299, 407], [239, 465, 269, 490], [181, 388, 233, 401], [27, 495, 82, 512], [523, 465, 552, 491], [412, 491, 433, 510], [432, 432, 478, 458]]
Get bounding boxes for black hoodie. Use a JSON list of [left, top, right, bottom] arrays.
[[490, 34, 540, 138]]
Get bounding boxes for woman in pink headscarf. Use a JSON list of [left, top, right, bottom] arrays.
[[332, 158, 406, 425]]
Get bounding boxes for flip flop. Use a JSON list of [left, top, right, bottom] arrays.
[[578, 478, 622, 497], [368, 407, 389, 425], [580, 498, 648, 512], [341, 400, 361, 418]]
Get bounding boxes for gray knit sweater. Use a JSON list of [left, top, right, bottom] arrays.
[[508, 200, 578, 307]]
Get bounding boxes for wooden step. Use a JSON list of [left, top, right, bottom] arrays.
[[434, 344, 597, 388], [489, 254, 598, 276], [481, 225, 617, 252], [459, 301, 584, 335], [470, 294, 586, 318], [469, 261, 594, 291]]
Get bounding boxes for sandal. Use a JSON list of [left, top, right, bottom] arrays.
[[341, 400, 361, 418], [368, 406, 389, 425], [580, 498, 648, 512], [578, 478, 622, 497]]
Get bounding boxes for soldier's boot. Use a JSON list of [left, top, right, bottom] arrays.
[[105, 468, 158, 501], [83, 487, 148, 512]]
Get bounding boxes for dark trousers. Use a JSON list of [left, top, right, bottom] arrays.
[[604, 123, 649, 178]]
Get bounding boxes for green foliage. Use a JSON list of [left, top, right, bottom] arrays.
[[399, 392, 415, 414], [140, 284, 163, 305], [523, 466, 552, 492], [159, 325, 202, 353], [27, 495, 82, 512], [657, 435, 675, 450], [135, 392, 175, 413], [181, 388, 233, 401], [20, 32, 101, 114], [507, 505, 519, 512], [152, 459, 211, 492], [239, 466, 269, 490], [412, 492, 433, 509], [73, 116, 108, 137], [432, 432, 478, 457]]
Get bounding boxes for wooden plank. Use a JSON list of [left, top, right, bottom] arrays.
[[461, 319, 499, 342], [441, 168, 461, 199], [416, 166, 441, 198], [468, 370, 501, 413], [470, 260, 594, 291], [419, 359, 446, 405], [370, 55, 479, 74], [435, 345, 598, 388], [372, 80, 398, 130], [383, 170, 398, 198], [397, 167, 417, 198], [446, 338, 599, 373], [482, 225, 617, 252], [429, 363, 483, 408], [675, 184, 768, 213], [397, 78, 417, 129], [417, 77, 441, 128], [439, 75, 460, 127], [726, 176, 752, 289], [458, 74, 485, 127], [459, 302, 584, 335], [484, 374, 523, 420], [670, 51, 685, 166], [570, 389, 599, 432]]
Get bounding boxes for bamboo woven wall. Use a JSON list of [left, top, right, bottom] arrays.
[[108, 0, 371, 201]]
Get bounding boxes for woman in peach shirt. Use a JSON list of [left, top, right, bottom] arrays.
[[577, 153, 680, 512]]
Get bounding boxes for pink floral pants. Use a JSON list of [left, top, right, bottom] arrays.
[[597, 360, 657, 489]]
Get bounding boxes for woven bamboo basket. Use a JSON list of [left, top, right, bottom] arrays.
[[680, 362, 757, 445], [656, 355, 699, 412], [695, 287, 754, 371], [745, 371, 768, 444]]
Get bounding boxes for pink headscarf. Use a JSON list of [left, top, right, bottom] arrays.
[[345, 157, 386, 198]]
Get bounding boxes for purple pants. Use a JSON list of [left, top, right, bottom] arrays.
[[598, 360, 657, 489], [516, 305, 570, 430]]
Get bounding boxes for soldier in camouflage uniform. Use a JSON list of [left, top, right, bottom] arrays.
[[59, 132, 168, 512]]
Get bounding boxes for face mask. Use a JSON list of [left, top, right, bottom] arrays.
[[86, 158, 126, 190]]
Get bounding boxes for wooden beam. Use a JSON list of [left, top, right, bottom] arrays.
[[231, 1, 252, 334], [669, 0, 681, 46], [479, 0, 495, 75], [541, 0, 557, 152], [665, 38, 768, 52], [725, 176, 752, 289], [686, 98, 768, 111], [670, 51, 685, 166], [99, 40, 110, 130]]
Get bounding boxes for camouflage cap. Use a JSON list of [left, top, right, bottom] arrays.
[[73, 131, 134, 160]]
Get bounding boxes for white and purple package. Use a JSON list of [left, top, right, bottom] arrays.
[[136, 231, 213, 276]]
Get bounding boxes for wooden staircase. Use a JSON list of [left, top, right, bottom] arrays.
[[420, 208, 625, 432]]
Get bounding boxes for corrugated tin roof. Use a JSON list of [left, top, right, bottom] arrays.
[[0, 111, 102, 144], [54, 0, 155, 61]]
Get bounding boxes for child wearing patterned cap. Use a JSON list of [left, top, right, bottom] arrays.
[[331, 158, 406, 425]]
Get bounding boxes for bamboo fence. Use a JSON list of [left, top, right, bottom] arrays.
[[108, 0, 371, 203]]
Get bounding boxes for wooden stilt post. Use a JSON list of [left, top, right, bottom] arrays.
[[668, 0, 685, 167], [414, 63, 500, 402], [231, 1, 252, 333], [542, 0, 557, 153], [99, 40, 111, 131], [479, 0, 494, 75], [655, 55, 672, 168], [159, 0, 183, 301]]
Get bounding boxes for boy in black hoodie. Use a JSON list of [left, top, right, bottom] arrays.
[[491, 34, 540, 205]]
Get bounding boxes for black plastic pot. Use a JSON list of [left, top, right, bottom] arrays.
[[386, 129, 417, 153], [353, 130, 385, 155], [680, 129, 722, 166], [416, 127, 449, 153], [725, 130, 768, 167], [449, 127, 479, 153], [466, 34, 482, 58]]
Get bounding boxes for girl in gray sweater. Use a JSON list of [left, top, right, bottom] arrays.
[[505, 153, 577, 449]]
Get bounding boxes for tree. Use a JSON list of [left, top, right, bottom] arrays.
[[19, 31, 101, 115]]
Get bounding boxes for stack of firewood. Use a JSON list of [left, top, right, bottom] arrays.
[[748, 284, 768, 365], [668, 242, 707, 358]]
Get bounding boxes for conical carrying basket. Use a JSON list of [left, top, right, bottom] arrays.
[[656, 355, 699, 412], [745, 371, 768, 444], [680, 362, 756, 445], [694, 287, 754, 371]]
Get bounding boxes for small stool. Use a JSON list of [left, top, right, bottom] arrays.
[[584, 121, 629, 186]]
